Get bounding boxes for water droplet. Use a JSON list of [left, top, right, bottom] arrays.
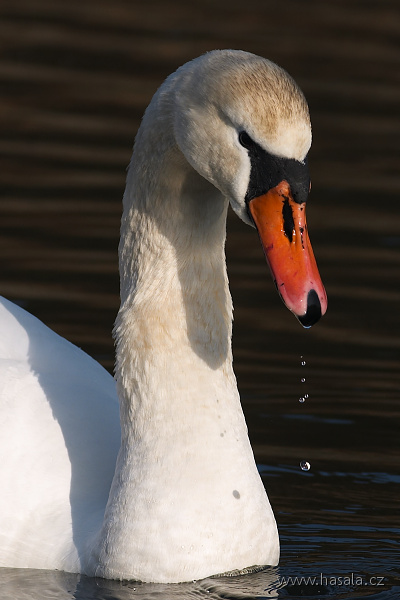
[[299, 396, 305, 403], [300, 460, 311, 471], [304, 393, 309, 399], [301, 377, 306, 383], [301, 360, 306, 366]]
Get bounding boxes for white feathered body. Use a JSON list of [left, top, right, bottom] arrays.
[[0, 297, 120, 572]]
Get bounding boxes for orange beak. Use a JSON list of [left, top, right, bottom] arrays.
[[248, 180, 327, 327]]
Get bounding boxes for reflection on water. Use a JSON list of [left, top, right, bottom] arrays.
[[0, 0, 399, 598]]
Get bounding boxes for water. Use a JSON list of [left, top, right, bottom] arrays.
[[299, 361, 308, 402], [1, 0, 399, 598]]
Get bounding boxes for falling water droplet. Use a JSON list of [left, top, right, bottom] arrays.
[[298, 356, 308, 405], [300, 460, 311, 471]]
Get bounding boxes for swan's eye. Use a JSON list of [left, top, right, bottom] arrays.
[[238, 131, 254, 149]]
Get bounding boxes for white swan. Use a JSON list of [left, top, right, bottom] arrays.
[[0, 50, 327, 584]]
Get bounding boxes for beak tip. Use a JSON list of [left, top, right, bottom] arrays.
[[296, 289, 324, 328]]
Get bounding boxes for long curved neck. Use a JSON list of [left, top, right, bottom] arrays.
[[114, 122, 235, 443]]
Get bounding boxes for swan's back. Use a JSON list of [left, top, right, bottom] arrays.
[[0, 297, 120, 571]]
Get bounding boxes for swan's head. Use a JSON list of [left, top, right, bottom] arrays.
[[172, 50, 327, 327]]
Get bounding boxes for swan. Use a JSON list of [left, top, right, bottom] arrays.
[[0, 49, 327, 584]]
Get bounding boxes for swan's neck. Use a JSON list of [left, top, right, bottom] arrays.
[[115, 144, 235, 441]]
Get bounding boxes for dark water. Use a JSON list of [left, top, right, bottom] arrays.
[[1, 0, 399, 598]]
